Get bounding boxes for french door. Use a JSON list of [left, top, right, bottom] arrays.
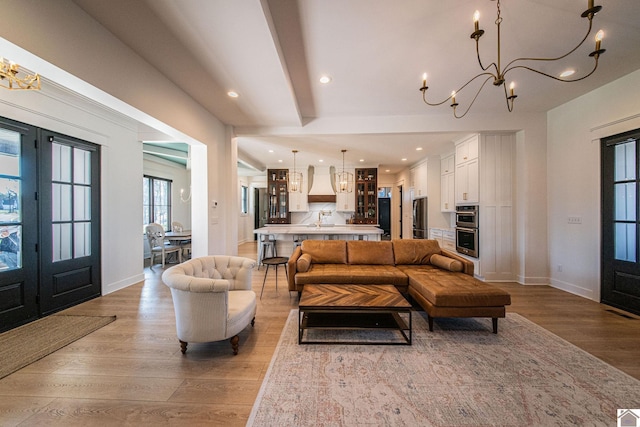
[[601, 128, 640, 315], [0, 119, 38, 330], [0, 118, 101, 332]]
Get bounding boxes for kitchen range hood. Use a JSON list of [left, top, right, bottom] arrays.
[[307, 165, 336, 203]]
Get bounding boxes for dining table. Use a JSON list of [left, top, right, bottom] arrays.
[[164, 230, 192, 244]]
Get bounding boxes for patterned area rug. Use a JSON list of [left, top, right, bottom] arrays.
[[248, 310, 640, 426], [0, 314, 116, 379]]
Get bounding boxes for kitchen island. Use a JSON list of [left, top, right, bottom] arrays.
[[254, 224, 383, 258]]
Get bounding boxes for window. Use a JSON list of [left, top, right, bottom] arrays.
[[241, 185, 249, 215], [143, 176, 172, 230], [0, 128, 22, 271]]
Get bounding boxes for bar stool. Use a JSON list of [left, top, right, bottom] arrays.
[[293, 234, 307, 248], [258, 234, 277, 268]]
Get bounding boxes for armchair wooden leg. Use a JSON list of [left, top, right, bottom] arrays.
[[251, 317, 256, 327], [230, 335, 240, 355], [179, 340, 188, 354]]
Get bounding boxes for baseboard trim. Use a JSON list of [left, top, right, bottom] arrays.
[[103, 273, 145, 295], [550, 278, 595, 301], [516, 275, 550, 285]]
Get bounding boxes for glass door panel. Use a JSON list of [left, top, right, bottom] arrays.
[[602, 130, 640, 315]]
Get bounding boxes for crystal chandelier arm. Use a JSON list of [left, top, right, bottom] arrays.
[[502, 18, 593, 73], [505, 55, 600, 84], [422, 72, 495, 107], [453, 75, 494, 119]]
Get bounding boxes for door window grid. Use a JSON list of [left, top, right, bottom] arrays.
[[614, 140, 638, 262], [51, 142, 92, 262]]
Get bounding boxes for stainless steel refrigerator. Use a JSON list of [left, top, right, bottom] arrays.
[[412, 197, 428, 239]]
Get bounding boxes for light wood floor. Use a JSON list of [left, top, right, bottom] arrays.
[[1, 242, 639, 426]]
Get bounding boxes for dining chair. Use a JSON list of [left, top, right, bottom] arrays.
[[145, 223, 182, 267]]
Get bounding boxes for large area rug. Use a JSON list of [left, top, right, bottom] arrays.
[[0, 314, 116, 379], [248, 310, 640, 426]]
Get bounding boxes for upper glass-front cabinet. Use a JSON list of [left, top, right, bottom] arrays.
[[267, 169, 290, 224]]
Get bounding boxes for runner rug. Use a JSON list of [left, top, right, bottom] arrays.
[[248, 310, 640, 426], [0, 314, 116, 379]]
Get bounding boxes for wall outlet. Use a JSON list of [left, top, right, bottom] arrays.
[[568, 216, 582, 224]]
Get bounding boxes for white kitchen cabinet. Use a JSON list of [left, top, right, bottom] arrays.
[[441, 154, 455, 175], [455, 135, 479, 205], [455, 159, 479, 204], [441, 172, 455, 212], [429, 228, 443, 241], [442, 229, 456, 251], [429, 228, 456, 251], [455, 134, 479, 165], [440, 154, 455, 212], [410, 160, 428, 199], [288, 168, 308, 212], [336, 189, 355, 212]]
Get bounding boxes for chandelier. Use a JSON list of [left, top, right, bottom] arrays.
[[335, 149, 354, 193], [180, 186, 191, 203], [419, 0, 605, 118], [288, 149, 303, 193], [0, 57, 41, 90]]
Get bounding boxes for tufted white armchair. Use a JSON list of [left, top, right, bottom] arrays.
[[162, 255, 257, 355]]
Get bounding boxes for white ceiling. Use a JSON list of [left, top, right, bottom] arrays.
[[73, 0, 640, 175]]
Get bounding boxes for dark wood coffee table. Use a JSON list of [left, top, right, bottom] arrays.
[[298, 284, 412, 345]]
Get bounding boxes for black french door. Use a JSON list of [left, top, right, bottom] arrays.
[[0, 118, 39, 331], [601, 128, 640, 315], [0, 118, 101, 332]]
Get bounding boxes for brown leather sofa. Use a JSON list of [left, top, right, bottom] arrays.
[[287, 239, 511, 333]]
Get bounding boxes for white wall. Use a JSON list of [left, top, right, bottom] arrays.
[[0, 83, 145, 294], [0, 0, 237, 294], [547, 69, 640, 300]]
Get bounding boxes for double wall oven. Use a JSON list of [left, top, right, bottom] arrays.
[[455, 205, 479, 258]]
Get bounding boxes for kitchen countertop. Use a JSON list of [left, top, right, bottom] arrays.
[[254, 224, 383, 235]]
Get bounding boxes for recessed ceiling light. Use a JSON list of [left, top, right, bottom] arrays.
[[416, 147, 423, 151], [401, 158, 407, 161], [278, 159, 283, 163], [319, 75, 332, 84], [559, 69, 576, 78], [359, 159, 364, 162], [268, 149, 274, 153], [227, 91, 239, 98], [385, 169, 390, 173]]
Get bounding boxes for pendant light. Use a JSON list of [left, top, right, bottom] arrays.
[[288, 149, 303, 193], [335, 149, 354, 193]]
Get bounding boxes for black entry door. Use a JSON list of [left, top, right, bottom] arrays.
[[601, 129, 640, 315], [0, 118, 38, 332], [38, 130, 101, 315]]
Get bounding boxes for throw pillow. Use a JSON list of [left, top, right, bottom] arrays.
[[297, 253, 312, 272], [430, 253, 463, 272]]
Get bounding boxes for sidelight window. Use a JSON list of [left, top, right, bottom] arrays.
[[0, 128, 22, 271]]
